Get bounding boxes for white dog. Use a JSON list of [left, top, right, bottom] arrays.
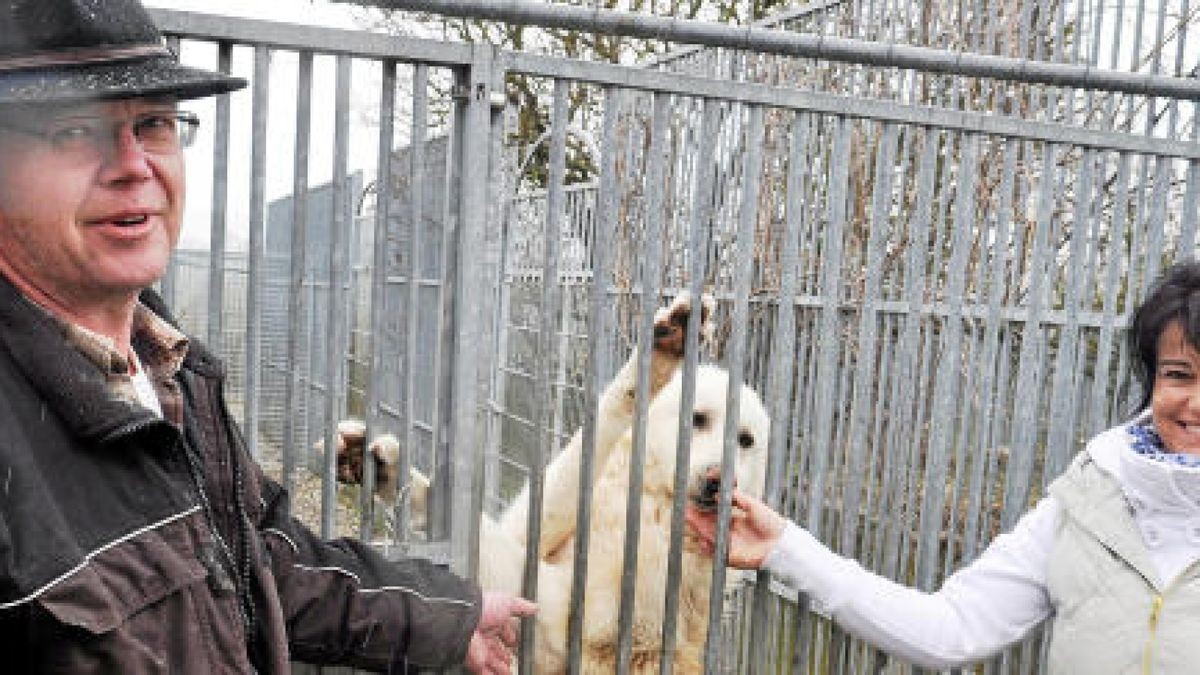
[[334, 293, 769, 672], [480, 293, 770, 673]]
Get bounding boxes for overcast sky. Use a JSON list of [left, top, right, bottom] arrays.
[[144, 0, 399, 249]]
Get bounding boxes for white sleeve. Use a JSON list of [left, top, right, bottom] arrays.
[[763, 497, 1059, 669]]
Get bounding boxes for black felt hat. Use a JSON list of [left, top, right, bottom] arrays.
[[0, 0, 245, 104]]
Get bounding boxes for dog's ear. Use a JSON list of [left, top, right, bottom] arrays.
[[369, 433, 401, 466], [368, 434, 402, 502], [336, 419, 367, 450]]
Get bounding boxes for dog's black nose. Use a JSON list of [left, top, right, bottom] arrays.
[[692, 475, 721, 512], [653, 324, 673, 338]]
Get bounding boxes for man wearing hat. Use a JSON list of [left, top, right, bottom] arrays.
[[0, 0, 534, 672]]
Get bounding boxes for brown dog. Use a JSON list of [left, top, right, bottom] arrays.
[[326, 419, 402, 503]]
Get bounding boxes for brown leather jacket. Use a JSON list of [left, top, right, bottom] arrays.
[[0, 280, 481, 673]]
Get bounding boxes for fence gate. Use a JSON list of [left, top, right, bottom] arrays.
[[155, 1, 1200, 673]]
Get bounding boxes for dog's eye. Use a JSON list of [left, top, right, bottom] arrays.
[[693, 411, 710, 429], [737, 430, 755, 449]]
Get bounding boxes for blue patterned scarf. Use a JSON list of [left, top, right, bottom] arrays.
[[1127, 422, 1200, 468]]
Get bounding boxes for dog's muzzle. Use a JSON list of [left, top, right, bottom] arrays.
[[690, 464, 731, 512]]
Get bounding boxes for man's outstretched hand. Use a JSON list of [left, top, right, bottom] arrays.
[[464, 591, 537, 675]]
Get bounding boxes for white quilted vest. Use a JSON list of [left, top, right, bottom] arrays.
[[1046, 453, 1200, 674]]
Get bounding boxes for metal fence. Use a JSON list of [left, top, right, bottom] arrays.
[[153, 1, 1200, 673]]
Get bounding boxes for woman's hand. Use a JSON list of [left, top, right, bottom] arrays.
[[685, 489, 787, 569]]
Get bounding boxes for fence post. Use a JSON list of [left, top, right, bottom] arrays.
[[445, 43, 496, 578]]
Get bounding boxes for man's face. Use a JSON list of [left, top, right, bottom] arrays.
[[0, 98, 184, 317]]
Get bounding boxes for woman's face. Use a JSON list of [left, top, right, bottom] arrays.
[[1152, 321, 1200, 454]]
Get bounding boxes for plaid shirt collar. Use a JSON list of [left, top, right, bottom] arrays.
[[51, 303, 189, 424]]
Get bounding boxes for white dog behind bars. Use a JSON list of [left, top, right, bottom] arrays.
[[476, 292, 771, 673]]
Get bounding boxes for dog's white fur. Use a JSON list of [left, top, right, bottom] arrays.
[[479, 294, 771, 673]]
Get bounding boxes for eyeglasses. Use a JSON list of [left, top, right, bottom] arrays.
[[0, 110, 200, 157]]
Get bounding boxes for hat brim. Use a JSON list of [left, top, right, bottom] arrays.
[[0, 55, 246, 104]]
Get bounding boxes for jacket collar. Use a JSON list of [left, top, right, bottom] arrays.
[[0, 274, 180, 447], [1050, 431, 1162, 589], [136, 286, 225, 379]]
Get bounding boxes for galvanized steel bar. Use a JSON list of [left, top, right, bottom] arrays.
[[447, 44, 494, 575], [428, 66, 460, 541], [862, 312, 897, 674], [1081, 0, 1106, 119], [614, 97, 691, 672], [912, 133, 979, 586], [667, 96, 720, 667], [282, 51, 313, 500], [747, 109, 808, 675], [882, 128, 938, 580], [159, 33, 181, 309], [565, 85, 622, 675], [1075, 150, 1105, 423], [362, 60, 398, 542], [320, 55, 353, 539], [641, 0, 845, 70], [151, 9, 474, 65], [501, 51, 1200, 161], [806, 115, 852, 535], [942, 320, 981, 582], [337, 0, 1200, 100], [482, 176, 516, 517], [480, 73, 512, 522], [1141, 158, 1172, 296], [838, 122, 897, 556], [518, 78, 568, 672], [1044, 149, 1097, 478], [1180, 157, 1200, 254], [403, 64, 429, 548], [962, 138, 1018, 562], [1147, 0, 1170, 135], [633, 93, 676, 675], [244, 46, 270, 459], [703, 102, 764, 674], [207, 41, 232, 349], [1087, 153, 1133, 433], [1002, 143, 1061, 529]]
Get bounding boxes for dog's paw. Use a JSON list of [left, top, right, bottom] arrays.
[[651, 291, 715, 358]]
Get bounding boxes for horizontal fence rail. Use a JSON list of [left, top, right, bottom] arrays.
[[335, 0, 1200, 100]]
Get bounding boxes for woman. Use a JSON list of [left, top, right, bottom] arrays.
[[687, 260, 1200, 672]]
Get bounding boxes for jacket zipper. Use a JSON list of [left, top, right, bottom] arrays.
[[1144, 594, 1163, 675], [207, 373, 258, 638], [1142, 556, 1200, 674]]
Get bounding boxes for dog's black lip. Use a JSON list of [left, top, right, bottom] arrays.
[[690, 493, 719, 512]]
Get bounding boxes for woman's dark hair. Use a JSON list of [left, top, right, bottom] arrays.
[[1129, 260, 1200, 411]]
